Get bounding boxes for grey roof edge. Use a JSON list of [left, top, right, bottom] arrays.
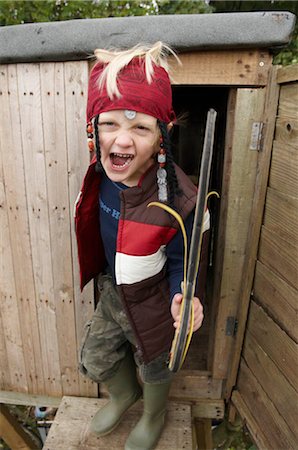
[[0, 11, 296, 64]]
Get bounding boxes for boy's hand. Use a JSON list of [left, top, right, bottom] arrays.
[[171, 293, 204, 332]]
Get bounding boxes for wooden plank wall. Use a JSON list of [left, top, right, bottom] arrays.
[[0, 62, 97, 398], [232, 64, 298, 449]]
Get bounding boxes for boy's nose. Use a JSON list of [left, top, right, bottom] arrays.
[[114, 131, 133, 147]]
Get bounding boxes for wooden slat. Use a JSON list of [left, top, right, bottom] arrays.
[[43, 396, 192, 450], [243, 330, 298, 434], [0, 182, 22, 392], [278, 83, 298, 118], [258, 225, 297, 289], [263, 187, 298, 244], [64, 61, 97, 397], [275, 84, 298, 150], [269, 140, 297, 196], [211, 87, 266, 379], [0, 65, 46, 394], [224, 67, 280, 398], [169, 50, 271, 86], [40, 62, 79, 396], [0, 76, 12, 390], [16, 63, 62, 397], [247, 301, 297, 390], [231, 390, 274, 450], [235, 360, 297, 449], [0, 118, 28, 392], [277, 63, 298, 84], [254, 261, 298, 342], [0, 310, 10, 389]]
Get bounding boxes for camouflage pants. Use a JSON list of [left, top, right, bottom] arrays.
[[79, 274, 173, 384]]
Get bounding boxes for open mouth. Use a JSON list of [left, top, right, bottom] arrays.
[[110, 152, 134, 169]]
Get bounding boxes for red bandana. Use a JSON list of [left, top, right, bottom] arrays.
[[86, 58, 175, 124]]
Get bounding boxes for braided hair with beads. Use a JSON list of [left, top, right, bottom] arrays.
[[93, 114, 103, 173], [158, 121, 182, 208]]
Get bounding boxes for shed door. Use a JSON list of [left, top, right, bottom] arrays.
[[229, 65, 298, 449]]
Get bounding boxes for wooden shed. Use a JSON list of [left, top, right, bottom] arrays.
[[0, 11, 297, 450]]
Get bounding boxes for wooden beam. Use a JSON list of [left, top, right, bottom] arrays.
[[0, 390, 61, 408], [169, 50, 271, 86], [170, 370, 222, 401], [194, 418, 213, 450], [191, 400, 224, 420], [227, 402, 242, 427], [0, 404, 37, 450]]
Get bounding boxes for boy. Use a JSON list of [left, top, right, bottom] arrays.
[[75, 42, 209, 450]]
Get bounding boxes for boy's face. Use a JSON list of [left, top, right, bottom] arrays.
[[98, 110, 160, 187]]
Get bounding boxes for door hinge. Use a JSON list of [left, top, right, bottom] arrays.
[[226, 316, 238, 336], [250, 121, 265, 151]]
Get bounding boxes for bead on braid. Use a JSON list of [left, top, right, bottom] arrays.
[[158, 121, 183, 208], [94, 115, 103, 173]]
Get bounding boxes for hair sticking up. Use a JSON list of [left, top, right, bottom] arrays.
[[94, 42, 180, 100]]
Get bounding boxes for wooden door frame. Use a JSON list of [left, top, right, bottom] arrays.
[[223, 66, 280, 398]]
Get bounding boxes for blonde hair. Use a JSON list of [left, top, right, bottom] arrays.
[[94, 42, 180, 100]]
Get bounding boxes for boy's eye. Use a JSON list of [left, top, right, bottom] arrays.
[[99, 121, 114, 127]]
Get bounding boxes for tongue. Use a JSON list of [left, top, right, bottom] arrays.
[[112, 155, 129, 166]]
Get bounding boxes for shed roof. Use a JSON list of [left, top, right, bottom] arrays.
[[0, 11, 296, 64]]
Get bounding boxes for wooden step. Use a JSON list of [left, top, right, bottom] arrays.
[[43, 396, 193, 449]]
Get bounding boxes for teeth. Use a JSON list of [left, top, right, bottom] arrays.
[[112, 153, 133, 158], [111, 152, 133, 169]]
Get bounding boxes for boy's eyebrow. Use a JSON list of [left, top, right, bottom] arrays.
[[134, 117, 158, 126], [135, 120, 155, 127]]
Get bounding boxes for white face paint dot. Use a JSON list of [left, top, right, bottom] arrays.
[[124, 110, 137, 120]]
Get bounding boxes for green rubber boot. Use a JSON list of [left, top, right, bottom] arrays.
[[125, 381, 171, 450], [89, 352, 142, 436]]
